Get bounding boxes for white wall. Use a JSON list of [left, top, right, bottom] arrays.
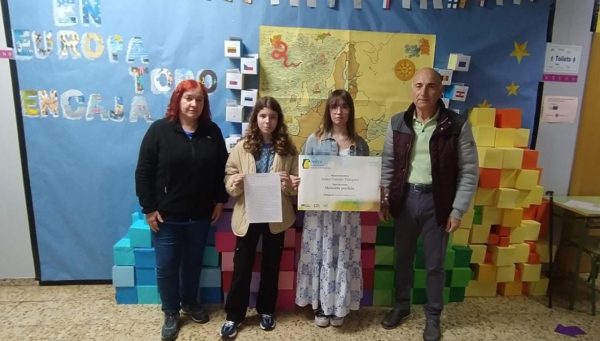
[[536, 0, 595, 195], [0, 3, 35, 279]]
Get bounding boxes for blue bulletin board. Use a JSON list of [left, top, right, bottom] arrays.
[[5, 0, 552, 281]]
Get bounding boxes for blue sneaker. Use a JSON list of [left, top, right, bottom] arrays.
[[259, 314, 276, 331], [220, 320, 241, 338]]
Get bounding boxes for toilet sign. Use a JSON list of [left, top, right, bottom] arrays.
[[543, 43, 582, 83]]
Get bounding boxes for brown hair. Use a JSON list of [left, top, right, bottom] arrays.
[[316, 89, 357, 142], [243, 96, 297, 157]]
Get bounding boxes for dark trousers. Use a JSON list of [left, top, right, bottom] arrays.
[[152, 219, 210, 314], [393, 190, 449, 320], [225, 223, 284, 322]]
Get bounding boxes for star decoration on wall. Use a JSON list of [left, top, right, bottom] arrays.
[[510, 41, 530, 64], [478, 99, 492, 108], [506, 82, 520, 96]]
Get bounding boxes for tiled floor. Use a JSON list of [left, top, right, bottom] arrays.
[[0, 279, 598, 340]]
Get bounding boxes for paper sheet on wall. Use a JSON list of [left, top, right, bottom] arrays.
[[243, 173, 283, 223], [307, 0, 317, 8], [541, 96, 578, 123], [420, 0, 428, 9], [402, 0, 411, 9]]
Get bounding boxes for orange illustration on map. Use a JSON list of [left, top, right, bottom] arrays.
[[270, 35, 301, 68]]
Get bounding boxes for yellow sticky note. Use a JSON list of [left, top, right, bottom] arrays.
[[498, 281, 522, 296], [469, 107, 496, 127], [524, 185, 544, 205], [496, 264, 516, 283], [500, 148, 524, 169], [494, 128, 517, 147], [474, 188, 497, 206], [515, 128, 530, 148], [466, 280, 497, 297], [482, 206, 502, 225], [477, 147, 503, 169], [489, 245, 515, 266], [451, 228, 470, 246], [500, 169, 518, 187], [497, 188, 520, 208], [513, 243, 530, 263], [472, 126, 496, 147], [474, 263, 496, 283], [525, 276, 549, 296], [509, 226, 525, 244], [469, 244, 487, 264], [518, 263, 541, 282], [515, 169, 539, 190], [460, 209, 474, 229], [502, 208, 523, 228], [516, 190, 529, 208], [521, 220, 541, 241], [469, 224, 492, 244]]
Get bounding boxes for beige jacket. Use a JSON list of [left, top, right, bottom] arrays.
[[224, 141, 298, 237]]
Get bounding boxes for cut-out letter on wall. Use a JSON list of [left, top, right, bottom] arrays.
[[12, 30, 34, 60], [198, 69, 218, 93], [174, 69, 195, 86], [126, 37, 150, 64], [110, 96, 125, 122], [21, 90, 40, 117], [129, 96, 153, 123], [61, 89, 87, 120], [57, 30, 82, 59], [33, 31, 54, 59], [53, 0, 78, 26], [81, 32, 105, 60], [129, 67, 147, 94], [150, 68, 174, 95], [85, 93, 109, 120], [80, 0, 102, 26], [38, 90, 59, 117]]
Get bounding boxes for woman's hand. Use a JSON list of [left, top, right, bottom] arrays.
[[290, 175, 301, 191], [231, 174, 245, 189], [211, 203, 224, 224], [145, 211, 163, 232], [279, 171, 291, 192]]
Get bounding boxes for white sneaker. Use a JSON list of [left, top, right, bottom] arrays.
[[330, 315, 344, 327], [314, 308, 329, 327]]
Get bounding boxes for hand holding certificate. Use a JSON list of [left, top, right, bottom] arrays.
[[298, 155, 381, 212]]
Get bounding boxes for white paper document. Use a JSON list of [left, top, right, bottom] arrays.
[[244, 173, 283, 223]]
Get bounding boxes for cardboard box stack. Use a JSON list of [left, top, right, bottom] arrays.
[[113, 212, 221, 304], [465, 107, 549, 297]]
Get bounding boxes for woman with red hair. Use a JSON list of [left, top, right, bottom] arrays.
[[135, 79, 228, 341]]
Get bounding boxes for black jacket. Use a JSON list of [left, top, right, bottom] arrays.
[[135, 118, 229, 220]]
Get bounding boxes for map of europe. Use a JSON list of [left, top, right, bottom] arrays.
[[259, 25, 436, 154]]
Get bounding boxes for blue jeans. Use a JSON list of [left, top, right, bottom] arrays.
[[153, 219, 210, 313]]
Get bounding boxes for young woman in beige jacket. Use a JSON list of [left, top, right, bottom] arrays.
[[220, 96, 298, 338]]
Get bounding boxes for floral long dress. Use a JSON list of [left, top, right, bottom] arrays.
[[295, 148, 363, 317]]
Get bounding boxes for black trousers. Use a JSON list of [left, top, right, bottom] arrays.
[[224, 223, 285, 322]]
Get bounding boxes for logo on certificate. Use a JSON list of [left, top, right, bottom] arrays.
[[302, 159, 311, 169]]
